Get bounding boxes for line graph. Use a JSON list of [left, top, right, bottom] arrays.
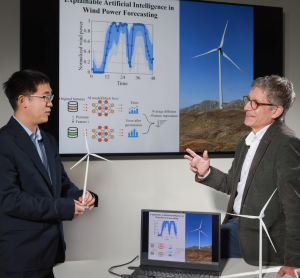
[[92, 21, 154, 74], [155, 220, 178, 237]]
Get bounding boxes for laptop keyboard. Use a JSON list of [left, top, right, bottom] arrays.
[[137, 266, 219, 278]]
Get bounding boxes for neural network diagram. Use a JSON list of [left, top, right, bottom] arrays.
[[92, 21, 154, 74], [92, 100, 114, 117], [91, 126, 114, 142]]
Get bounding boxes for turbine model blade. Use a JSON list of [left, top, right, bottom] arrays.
[[201, 231, 209, 237], [261, 219, 277, 253], [260, 188, 278, 217], [199, 219, 203, 229], [192, 48, 218, 59], [70, 154, 88, 170], [82, 154, 90, 204], [84, 130, 90, 154], [219, 20, 228, 48], [190, 229, 199, 232], [90, 153, 112, 162], [227, 213, 258, 219], [222, 52, 243, 72]]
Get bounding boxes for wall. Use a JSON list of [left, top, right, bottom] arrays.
[[0, 0, 299, 262]]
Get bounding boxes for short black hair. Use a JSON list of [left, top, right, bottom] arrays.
[[3, 69, 50, 111]]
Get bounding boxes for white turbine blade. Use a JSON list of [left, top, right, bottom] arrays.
[[227, 213, 258, 219], [219, 20, 228, 48], [261, 220, 277, 253], [84, 130, 90, 154], [260, 188, 278, 217], [82, 155, 90, 204], [70, 154, 88, 170], [222, 52, 243, 72], [199, 219, 203, 229], [201, 231, 209, 237], [90, 153, 112, 162], [190, 229, 199, 232], [192, 48, 218, 59]]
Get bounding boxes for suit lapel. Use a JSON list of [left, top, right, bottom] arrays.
[[7, 117, 54, 196], [41, 130, 58, 197], [241, 121, 282, 206]]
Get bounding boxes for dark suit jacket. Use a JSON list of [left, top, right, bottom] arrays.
[[0, 117, 92, 272], [199, 120, 300, 267]]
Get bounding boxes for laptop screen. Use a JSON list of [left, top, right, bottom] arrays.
[[141, 210, 220, 271]]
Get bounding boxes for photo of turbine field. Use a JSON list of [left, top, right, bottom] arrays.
[[180, 2, 254, 152], [185, 214, 212, 263]]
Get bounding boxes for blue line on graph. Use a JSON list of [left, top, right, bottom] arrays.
[[92, 22, 154, 74], [158, 221, 177, 237], [128, 128, 138, 138]]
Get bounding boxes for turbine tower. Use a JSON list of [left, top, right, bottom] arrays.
[[192, 21, 243, 109], [190, 219, 208, 249], [227, 188, 278, 278]]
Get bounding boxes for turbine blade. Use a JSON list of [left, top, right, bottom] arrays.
[[90, 153, 112, 162], [219, 20, 228, 48], [70, 154, 88, 170], [199, 219, 203, 229], [261, 220, 277, 253], [201, 231, 208, 237], [192, 48, 218, 59], [227, 213, 258, 219], [222, 52, 243, 72], [84, 129, 90, 154], [260, 188, 278, 217], [190, 229, 199, 232], [82, 155, 90, 204]]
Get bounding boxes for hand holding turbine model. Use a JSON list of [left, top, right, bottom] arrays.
[[70, 129, 112, 209], [227, 188, 278, 278]]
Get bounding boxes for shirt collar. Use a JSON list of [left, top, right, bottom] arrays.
[[13, 116, 42, 140], [245, 123, 272, 146]]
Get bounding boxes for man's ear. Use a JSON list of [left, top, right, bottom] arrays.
[[271, 106, 284, 119], [17, 95, 28, 109]]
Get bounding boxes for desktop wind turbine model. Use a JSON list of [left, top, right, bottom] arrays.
[[70, 129, 112, 208], [192, 21, 243, 109], [190, 219, 208, 249], [227, 188, 278, 278]]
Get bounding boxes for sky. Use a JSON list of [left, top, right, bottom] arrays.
[[185, 213, 212, 248], [180, 1, 254, 108]]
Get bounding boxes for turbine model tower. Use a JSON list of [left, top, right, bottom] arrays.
[[227, 188, 278, 278], [192, 21, 243, 109], [190, 219, 208, 249], [70, 129, 112, 208]]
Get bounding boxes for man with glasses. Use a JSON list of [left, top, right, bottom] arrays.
[[185, 75, 300, 277], [0, 70, 98, 278]]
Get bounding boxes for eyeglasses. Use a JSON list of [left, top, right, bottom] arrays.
[[18, 95, 54, 103], [243, 95, 275, 110]]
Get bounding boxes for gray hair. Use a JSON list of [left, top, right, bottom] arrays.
[[251, 75, 295, 120]]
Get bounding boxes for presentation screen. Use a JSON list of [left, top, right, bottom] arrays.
[[20, 0, 283, 156]]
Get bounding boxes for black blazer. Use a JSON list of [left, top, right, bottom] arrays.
[[199, 121, 300, 267], [0, 117, 84, 272]]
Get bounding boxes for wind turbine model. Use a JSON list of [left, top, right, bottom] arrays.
[[227, 188, 278, 278], [192, 21, 243, 109], [70, 129, 112, 208], [190, 219, 208, 249]]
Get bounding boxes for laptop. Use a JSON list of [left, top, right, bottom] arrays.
[[130, 209, 221, 278]]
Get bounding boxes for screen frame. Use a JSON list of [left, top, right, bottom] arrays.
[[20, 0, 283, 159]]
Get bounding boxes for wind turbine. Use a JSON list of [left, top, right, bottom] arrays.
[[192, 21, 243, 109], [70, 129, 112, 208], [190, 219, 208, 249], [227, 188, 278, 278]]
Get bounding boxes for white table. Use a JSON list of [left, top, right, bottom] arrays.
[[53, 258, 288, 278]]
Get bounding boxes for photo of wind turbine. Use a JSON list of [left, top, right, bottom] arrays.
[[192, 20, 243, 109], [70, 129, 112, 208], [190, 219, 208, 249], [227, 188, 278, 278]]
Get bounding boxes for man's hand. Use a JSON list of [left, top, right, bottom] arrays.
[[277, 266, 300, 278], [184, 148, 210, 177], [74, 200, 84, 219], [79, 191, 95, 210]]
